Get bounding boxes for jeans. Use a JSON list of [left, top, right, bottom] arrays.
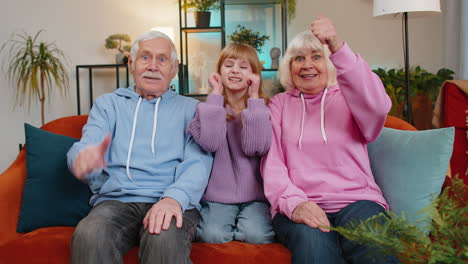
[[273, 200, 398, 264], [71, 200, 200, 264], [196, 201, 274, 244]]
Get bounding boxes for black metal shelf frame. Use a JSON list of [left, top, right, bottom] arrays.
[[177, 0, 288, 97], [75, 64, 129, 115]]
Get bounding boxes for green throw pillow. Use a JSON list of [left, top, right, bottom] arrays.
[[368, 127, 454, 230], [17, 124, 92, 233]]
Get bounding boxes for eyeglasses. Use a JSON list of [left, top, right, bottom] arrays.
[[138, 54, 171, 66]]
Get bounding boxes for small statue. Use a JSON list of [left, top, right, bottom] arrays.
[[270, 47, 281, 69]]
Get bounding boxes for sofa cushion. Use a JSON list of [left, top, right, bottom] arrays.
[[0, 226, 289, 264], [17, 124, 92, 233], [191, 242, 290, 264], [0, 227, 74, 263], [368, 127, 454, 229]]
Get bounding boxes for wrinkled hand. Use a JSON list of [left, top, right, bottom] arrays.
[[246, 72, 260, 99], [73, 134, 111, 182], [143, 197, 183, 234], [208, 72, 223, 95], [291, 201, 330, 232], [311, 16, 344, 53]]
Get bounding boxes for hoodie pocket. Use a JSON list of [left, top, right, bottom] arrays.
[[288, 165, 368, 196]]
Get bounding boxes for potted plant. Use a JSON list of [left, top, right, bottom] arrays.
[[280, 0, 296, 22], [410, 66, 454, 129], [105, 33, 132, 64], [373, 67, 454, 129], [0, 30, 69, 125], [330, 176, 467, 264], [373, 68, 407, 120], [227, 25, 270, 53], [181, 0, 220, 28]]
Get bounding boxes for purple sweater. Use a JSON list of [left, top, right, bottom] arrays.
[[186, 94, 272, 204]]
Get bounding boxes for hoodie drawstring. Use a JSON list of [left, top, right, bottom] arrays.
[[151, 97, 161, 157], [126, 96, 142, 181], [320, 88, 328, 144], [298, 92, 306, 150], [298, 88, 329, 149]]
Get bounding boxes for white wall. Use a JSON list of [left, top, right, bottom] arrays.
[[290, 0, 447, 72], [443, 0, 461, 79], [461, 0, 468, 78], [0, 0, 453, 173], [0, 0, 180, 173]]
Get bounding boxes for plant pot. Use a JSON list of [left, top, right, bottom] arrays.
[[389, 102, 405, 120], [115, 53, 126, 64], [194, 11, 211, 28], [411, 92, 433, 130]]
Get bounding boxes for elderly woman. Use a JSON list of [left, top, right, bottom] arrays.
[[261, 17, 394, 264]]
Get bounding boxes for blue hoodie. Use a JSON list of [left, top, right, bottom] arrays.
[[67, 86, 213, 211]]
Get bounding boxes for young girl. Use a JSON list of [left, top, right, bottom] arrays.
[[186, 43, 274, 244]]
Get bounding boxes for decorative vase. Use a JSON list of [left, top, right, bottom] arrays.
[[194, 11, 211, 28], [270, 47, 281, 69], [115, 53, 126, 64]]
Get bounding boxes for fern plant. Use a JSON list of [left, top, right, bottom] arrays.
[[330, 176, 467, 264], [0, 30, 69, 125]]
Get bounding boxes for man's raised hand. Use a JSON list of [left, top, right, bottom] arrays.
[[72, 134, 111, 182]]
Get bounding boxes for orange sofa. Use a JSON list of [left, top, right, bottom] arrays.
[[0, 115, 419, 263]]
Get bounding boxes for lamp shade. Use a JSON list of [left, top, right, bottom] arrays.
[[373, 0, 441, 17]]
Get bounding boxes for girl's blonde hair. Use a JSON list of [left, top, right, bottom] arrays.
[[216, 43, 268, 120], [279, 30, 337, 91]]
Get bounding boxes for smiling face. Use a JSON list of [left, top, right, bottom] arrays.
[[128, 37, 178, 99], [290, 49, 329, 95], [220, 57, 253, 92]]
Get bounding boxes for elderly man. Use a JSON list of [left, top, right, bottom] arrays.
[[67, 31, 213, 264]]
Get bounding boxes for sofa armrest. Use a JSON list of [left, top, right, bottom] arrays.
[[384, 115, 417, 131], [0, 115, 88, 247], [0, 150, 26, 246]]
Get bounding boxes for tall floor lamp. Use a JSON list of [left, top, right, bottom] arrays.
[[373, 0, 441, 124]]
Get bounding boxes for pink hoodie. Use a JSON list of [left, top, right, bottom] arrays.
[[261, 43, 391, 219]]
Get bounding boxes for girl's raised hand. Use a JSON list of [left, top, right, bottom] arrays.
[[247, 72, 260, 99], [208, 72, 223, 95]]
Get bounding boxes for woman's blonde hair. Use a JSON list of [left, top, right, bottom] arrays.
[[215, 43, 268, 119], [278, 30, 337, 91]]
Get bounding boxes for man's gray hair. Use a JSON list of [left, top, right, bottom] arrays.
[[130, 31, 178, 71], [278, 30, 337, 91]]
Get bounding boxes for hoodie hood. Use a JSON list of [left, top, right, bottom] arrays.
[[286, 85, 339, 98], [286, 86, 339, 148], [114, 86, 177, 102]]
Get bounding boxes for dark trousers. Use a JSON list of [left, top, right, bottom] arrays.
[[71, 200, 200, 264], [273, 200, 398, 264]]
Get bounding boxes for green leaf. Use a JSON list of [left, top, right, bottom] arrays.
[[227, 25, 270, 53], [332, 176, 468, 263], [180, 0, 220, 12], [104, 33, 132, 53]]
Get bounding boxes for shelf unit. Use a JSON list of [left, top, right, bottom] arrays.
[[75, 64, 129, 115], [177, 0, 288, 97]]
